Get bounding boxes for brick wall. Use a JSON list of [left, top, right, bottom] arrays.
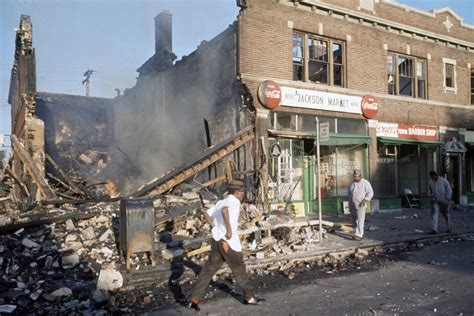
[[239, 0, 474, 127]]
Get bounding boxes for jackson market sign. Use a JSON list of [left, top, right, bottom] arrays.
[[257, 81, 379, 118], [376, 122, 438, 141], [280, 87, 362, 114]]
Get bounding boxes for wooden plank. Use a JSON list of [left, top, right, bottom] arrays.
[[202, 176, 226, 187], [132, 125, 254, 197], [186, 245, 211, 257], [224, 157, 233, 182], [11, 135, 56, 199], [238, 219, 336, 235], [46, 154, 89, 197], [4, 166, 30, 197], [38, 196, 122, 205], [0, 210, 100, 235], [155, 202, 201, 226]]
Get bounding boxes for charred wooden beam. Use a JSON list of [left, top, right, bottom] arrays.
[[132, 125, 255, 197], [0, 209, 102, 235], [38, 196, 122, 206], [155, 202, 201, 227], [11, 134, 56, 199], [116, 146, 141, 176], [4, 166, 30, 197], [46, 154, 90, 198]]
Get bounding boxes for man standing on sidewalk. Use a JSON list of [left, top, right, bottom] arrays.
[[187, 184, 264, 312], [428, 171, 452, 234], [348, 169, 374, 241]]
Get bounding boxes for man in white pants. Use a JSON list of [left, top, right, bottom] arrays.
[[428, 171, 452, 234], [348, 169, 374, 240]]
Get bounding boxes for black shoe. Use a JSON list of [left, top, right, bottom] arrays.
[[447, 229, 452, 233], [244, 297, 265, 305], [187, 301, 200, 312], [429, 230, 438, 235]]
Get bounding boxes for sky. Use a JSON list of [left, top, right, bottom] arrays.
[[0, 0, 473, 151]]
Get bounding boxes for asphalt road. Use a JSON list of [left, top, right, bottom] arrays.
[[155, 237, 474, 316]]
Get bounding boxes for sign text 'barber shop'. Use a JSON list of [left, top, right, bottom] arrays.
[[376, 122, 438, 141]]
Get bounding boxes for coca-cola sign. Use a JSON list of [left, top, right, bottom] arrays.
[[258, 80, 281, 109], [361, 95, 378, 119]]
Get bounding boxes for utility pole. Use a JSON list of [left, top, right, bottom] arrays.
[[82, 69, 94, 96]]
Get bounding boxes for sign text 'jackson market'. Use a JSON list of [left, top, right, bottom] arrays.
[[281, 87, 362, 114]]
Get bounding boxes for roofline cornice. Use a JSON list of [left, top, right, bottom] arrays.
[[281, 0, 474, 51]]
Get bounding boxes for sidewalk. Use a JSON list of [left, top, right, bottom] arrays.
[[154, 206, 474, 315]]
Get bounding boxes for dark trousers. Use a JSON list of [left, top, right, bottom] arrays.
[[190, 240, 253, 302]]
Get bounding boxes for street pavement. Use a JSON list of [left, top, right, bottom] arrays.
[[151, 206, 474, 315]]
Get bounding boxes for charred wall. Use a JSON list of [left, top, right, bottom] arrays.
[[35, 93, 114, 183], [113, 23, 254, 194]]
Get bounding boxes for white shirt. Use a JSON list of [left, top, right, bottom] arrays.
[[428, 176, 452, 203], [206, 194, 242, 252], [348, 178, 374, 206]]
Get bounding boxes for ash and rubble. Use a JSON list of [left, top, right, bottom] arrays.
[[0, 180, 355, 314], [1, 179, 472, 314]]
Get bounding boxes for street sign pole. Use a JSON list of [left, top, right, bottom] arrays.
[[316, 117, 322, 242]]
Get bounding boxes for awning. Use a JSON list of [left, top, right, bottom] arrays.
[[378, 137, 442, 146], [269, 130, 371, 146], [323, 135, 371, 146]]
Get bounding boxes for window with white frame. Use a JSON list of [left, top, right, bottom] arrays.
[[293, 32, 345, 87], [443, 58, 457, 92], [387, 52, 427, 99]]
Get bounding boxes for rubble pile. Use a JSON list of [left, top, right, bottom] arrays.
[[0, 203, 126, 314]]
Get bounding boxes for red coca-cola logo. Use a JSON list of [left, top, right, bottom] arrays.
[[361, 95, 378, 119], [258, 80, 281, 109]]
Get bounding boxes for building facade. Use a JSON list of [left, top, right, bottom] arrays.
[[8, 2, 474, 212], [237, 0, 474, 214]]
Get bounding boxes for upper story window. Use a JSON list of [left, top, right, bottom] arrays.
[[471, 69, 474, 105], [293, 32, 345, 87], [443, 58, 457, 93], [387, 53, 427, 99]]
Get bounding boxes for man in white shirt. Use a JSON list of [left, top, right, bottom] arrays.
[[188, 184, 264, 311], [428, 171, 452, 234], [348, 169, 374, 241]]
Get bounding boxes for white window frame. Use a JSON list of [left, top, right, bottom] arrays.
[[442, 57, 457, 94]]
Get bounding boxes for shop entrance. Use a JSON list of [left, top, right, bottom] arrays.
[[445, 153, 462, 204], [268, 136, 368, 215]]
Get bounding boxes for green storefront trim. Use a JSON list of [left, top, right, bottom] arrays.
[[467, 192, 474, 204], [378, 137, 442, 146], [305, 197, 342, 215], [378, 197, 402, 209], [324, 134, 372, 146]]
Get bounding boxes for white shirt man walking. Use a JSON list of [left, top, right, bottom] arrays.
[[348, 169, 374, 240], [187, 184, 264, 311], [428, 171, 452, 234]]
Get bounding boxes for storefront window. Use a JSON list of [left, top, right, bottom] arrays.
[[268, 138, 304, 202], [336, 145, 365, 196], [269, 112, 301, 131], [300, 115, 335, 135], [336, 118, 367, 135], [374, 141, 439, 197]]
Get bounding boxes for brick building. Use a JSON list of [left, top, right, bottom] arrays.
[[234, 0, 474, 215]]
